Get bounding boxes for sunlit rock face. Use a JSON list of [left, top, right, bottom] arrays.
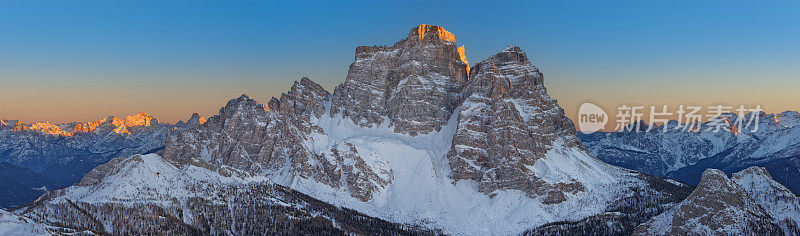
[[4, 112, 165, 137], [446, 45, 583, 201], [330, 24, 469, 136]]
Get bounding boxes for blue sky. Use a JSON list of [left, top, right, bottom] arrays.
[[1, 0, 798, 123]]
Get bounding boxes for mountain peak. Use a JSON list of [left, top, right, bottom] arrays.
[[110, 112, 159, 134], [503, 45, 522, 52], [409, 24, 455, 43], [1, 120, 20, 127], [698, 168, 732, 186], [187, 113, 206, 125], [11, 122, 67, 136], [733, 166, 772, 179], [635, 168, 785, 235], [237, 94, 253, 100], [215, 94, 270, 123]]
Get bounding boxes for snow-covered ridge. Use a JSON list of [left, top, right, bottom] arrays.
[[17, 153, 434, 235], [0, 209, 50, 236], [580, 111, 800, 194], [635, 167, 800, 235]]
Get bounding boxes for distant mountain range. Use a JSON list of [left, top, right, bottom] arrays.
[[580, 111, 800, 194], [0, 112, 204, 208]]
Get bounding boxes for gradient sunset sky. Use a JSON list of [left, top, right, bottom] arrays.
[[1, 0, 798, 124]]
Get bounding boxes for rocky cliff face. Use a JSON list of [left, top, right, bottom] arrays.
[[163, 79, 392, 202], [446, 45, 583, 201], [330, 24, 468, 136], [634, 168, 798, 235]]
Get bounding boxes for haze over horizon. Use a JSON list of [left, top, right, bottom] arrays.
[[1, 0, 798, 124]]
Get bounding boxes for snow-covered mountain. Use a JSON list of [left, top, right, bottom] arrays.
[[0, 112, 204, 208], [0, 209, 50, 235], [634, 167, 799, 235], [16, 154, 433, 235], [580, 111, 800, 194], [0, 209, 88, 235], [7, 24, 695, 235]]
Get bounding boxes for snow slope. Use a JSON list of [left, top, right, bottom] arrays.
[[17, 154, 434, 235], [0, 209, 50, 236], [276, 101, 678, 235]]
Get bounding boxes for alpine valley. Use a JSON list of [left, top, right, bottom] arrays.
[[2, 25, 798, 235]]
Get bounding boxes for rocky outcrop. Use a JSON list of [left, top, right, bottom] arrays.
[[634, 169, 792, 235], [732, 166, 800, 233], [273, 77, 330, 126], [162, 78, 391, 202], [177, 112, 206, 127], [446, 45, 583, 202], [330, 24, 468, 136]]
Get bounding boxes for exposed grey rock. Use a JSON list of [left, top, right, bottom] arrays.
[[275, 77, 330, 126], [330, 24, 469, 136], [634, 169, 786, 235], [446, 45, 582, 202], [162, 78, 391, 201]]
